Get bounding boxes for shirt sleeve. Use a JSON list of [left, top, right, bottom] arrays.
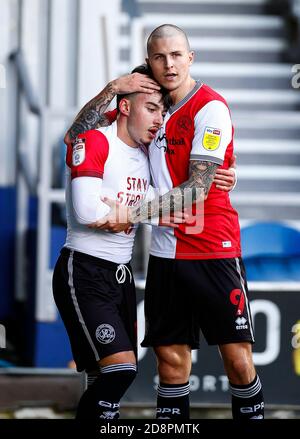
[[190, 100, 232, 165], [67, 130, 109, 180], [71, 177, 110, 224], [105, 109, 118, 124]]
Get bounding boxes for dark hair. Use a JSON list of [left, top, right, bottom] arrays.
[[116, 64, 171, 111], [132, 63, 153, 76]]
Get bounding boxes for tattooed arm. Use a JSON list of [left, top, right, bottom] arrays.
[[87, 161, 218, 232], [128, 160, 218, 224], [64, 82, 116, 144], [88, 160, 218, 233], [64, 73, 161, 144]]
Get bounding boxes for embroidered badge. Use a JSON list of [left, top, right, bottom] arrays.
[[95, 324, 115, 344], [72, 138, 86, 166]]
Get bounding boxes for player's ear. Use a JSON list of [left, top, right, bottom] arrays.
[[188, 51, 194, 66], [119, 97, 131, 116]]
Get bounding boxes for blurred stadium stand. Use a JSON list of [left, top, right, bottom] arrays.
[[0, 0, 300, 416], [241, 222, 300, 281], [120, 0, 300, 224]]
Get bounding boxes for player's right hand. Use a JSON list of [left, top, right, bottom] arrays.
[[88, 197, 132, 233]]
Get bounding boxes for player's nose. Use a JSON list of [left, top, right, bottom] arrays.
[[165, 55, 173, 69], [154, 112, 164, 126]]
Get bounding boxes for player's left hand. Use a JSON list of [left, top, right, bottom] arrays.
[[88, 198, 131, 233], [214, 155, 236, 191]]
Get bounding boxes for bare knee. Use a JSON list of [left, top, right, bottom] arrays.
[[219, 343, 256, 385], [228, 357, 255, 384], [155, 345, 191, 384]]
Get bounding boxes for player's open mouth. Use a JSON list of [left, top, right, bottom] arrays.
[[148, 128, 158, 138], [165, 73, 177, 80]]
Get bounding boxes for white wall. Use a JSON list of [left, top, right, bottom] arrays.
[[0, 0, 122, 187], [0, 0, 19, 186], [48, 0, 78, 108], [78, 0, 121, 106], [20, 0, 43, 182]]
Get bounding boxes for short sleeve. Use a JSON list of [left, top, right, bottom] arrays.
[[105, 109, 118, 124], [190, 100, 232, 165], [66, 130, 109, 180]]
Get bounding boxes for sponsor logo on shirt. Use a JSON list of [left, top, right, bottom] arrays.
[[202, 126, 221, 151], [155, 128, 168, 151], [154, 127, 185, 154]]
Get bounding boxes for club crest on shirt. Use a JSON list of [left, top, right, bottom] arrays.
[[176, 115, 192, 135], [202, 126, 221, 151], [72, 137, 85, 166]]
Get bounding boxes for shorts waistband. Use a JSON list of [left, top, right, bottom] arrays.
[[61, 247, 132, 272]]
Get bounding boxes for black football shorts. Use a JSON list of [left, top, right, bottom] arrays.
[[141, 255, 254, 348], [52, 248, 137, 372]]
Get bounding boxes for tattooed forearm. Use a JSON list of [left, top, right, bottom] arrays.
[[188, 160, 218, 197], [129, 161, 218, 223], [95, 116, 111, 129], [68, 114, 111, 140], [66, 81, 117, 141], [68, 110, 101, 140]]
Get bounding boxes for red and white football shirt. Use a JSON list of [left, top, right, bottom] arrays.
[[149, 82, 241, 260], [65, 122, 150, 263]]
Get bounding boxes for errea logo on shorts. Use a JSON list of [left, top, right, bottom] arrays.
[[95, 324, 115, 344], [235, 317, 248, 330]]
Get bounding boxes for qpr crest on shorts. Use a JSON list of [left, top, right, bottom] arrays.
[[95, 323, 116, 344]]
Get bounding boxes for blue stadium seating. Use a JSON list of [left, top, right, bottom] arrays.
[[241, 222, 300, 281]]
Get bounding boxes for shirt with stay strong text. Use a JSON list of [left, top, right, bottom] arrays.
[[65, 122, 150, 264]]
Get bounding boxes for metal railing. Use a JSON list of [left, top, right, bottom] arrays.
[[9, 50, 41, 304], [9, 49, 76, 321], [9, 50, 40, 195]]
